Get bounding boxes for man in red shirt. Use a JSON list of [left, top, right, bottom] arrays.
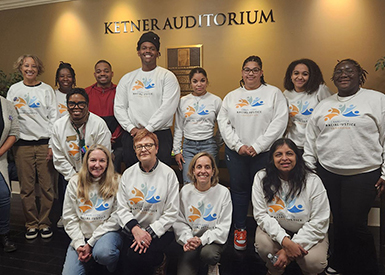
[[85, 60, 123, 172]]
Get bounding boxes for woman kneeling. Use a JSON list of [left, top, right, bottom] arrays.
[[62, 144, 121, 274], [252, 138, 329, 275], [174, 152, 232, 275]]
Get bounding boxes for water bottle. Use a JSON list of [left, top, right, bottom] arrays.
[[267, 253, 278, 264]]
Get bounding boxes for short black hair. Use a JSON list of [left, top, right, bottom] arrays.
[[283, 59, 324, 94], [94, 60, 112, 70], [66, 88, 89, 105], [188, 67, 208, 82]]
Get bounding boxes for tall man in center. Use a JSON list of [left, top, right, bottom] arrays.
[[114, 31, 180, 167]]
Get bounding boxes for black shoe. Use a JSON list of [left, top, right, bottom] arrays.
[[40, 227, 53, 239], [0, 234, 17, 252]]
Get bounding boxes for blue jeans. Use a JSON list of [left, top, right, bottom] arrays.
[[182, 137, 218, 184], [0, 173, 10, 234], [62, 231, 123, 274], [225, 146, 268, 229]]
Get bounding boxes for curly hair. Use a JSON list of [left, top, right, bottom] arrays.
[[14, 54, 44, 76], [283, 58, 324, 94]]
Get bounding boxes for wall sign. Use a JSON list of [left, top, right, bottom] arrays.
[[105, 9, 275, 34]]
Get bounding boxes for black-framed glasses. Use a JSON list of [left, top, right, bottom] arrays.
[[68, 101, 87, 109], [134, 143, 155, 151], [242, 67, 261, 74]]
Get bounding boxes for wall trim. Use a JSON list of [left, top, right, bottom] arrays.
[[0, 0, 72, 11]]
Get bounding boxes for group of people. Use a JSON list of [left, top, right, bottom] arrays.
[[0, 30, 383, 275]]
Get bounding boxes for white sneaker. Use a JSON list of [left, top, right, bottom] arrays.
[[57, 217, 64, 228], [207, 264, 220, 275]]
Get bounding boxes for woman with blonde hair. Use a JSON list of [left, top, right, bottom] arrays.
[[174, 152, 232, 275], [62, 144, 122, 274]]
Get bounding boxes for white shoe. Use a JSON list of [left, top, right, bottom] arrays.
[[57, 217, 64, 228], [207, 264, 220, 275]]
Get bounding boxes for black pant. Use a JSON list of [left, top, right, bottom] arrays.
[[121, 129, 173, 168], [122, 231, 174, 275], [317, 164, 379, 274]]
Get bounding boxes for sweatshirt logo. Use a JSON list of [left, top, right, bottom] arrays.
[[268, 195, 304, 214], [58, 103, 67, 114], [324, 104, 360, 121], [236, 96, 264, 108], [188, 201, 217, 222], [132, 78, 155, 90], [129, 184, 161, 205], [184, 103, 209, 117], [68, 142, 80, 157], [13, 95, 41, 109], [289, 100, 313, 117], [78, 193, 111, 213]]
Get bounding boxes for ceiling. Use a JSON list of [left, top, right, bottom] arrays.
[[0, 0, 73, 11]]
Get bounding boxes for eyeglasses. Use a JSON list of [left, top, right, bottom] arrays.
[[243, 67, 261, 74], [333, 68, 355, 78], [68, 101, 87, 109], [134, 143, 155, 151]]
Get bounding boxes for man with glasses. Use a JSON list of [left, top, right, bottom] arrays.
[[114, 31, 180, 168], [116, 128, 179, 274], [51, 88, 112, 183]]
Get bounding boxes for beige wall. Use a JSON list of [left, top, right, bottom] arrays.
[[1, 0, 385, 96]]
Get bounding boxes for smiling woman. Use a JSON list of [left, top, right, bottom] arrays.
[[303, 59, 385, 275], [252, 138, 329, 275]]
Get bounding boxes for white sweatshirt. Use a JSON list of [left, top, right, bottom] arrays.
[[114, 66, 180, 133], [55, 89, 68, 118], [52, 113, 112, 181], [218, 84, 288, 154], [284, 84, 331, 148], [6, 81, 57, 141], [173, 183, 232, 246], [116, 161, 179, 238], [63, 175, 121, 250], [303, 88, 385, 178], [173, 92, 222, 154], [252, 170, 330, 251]]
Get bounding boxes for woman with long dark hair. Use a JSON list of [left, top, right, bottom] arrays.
[[253, 138, 329, 275], [218, 55, 288, 250]]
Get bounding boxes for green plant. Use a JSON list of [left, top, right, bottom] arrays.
[[375, 56, 385, 71], [0, 70, 23, 97]]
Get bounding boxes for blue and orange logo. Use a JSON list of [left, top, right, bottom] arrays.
[[289, 100, 313, 117], [58, 103, 67, 114], [268, 195, 304, 214], [184, 102, 209, 117], [132, 78, 155, 90], [188, 201, 217, 222], [13, 95, 41, 109], [68, 142, 79, 157], [236, 96, 264, 108], [79, 193, 111, 213], [324, 104, 360, 121], [129, 184, 161, 205]]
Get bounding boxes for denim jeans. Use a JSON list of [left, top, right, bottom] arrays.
[[0, 173, 10, 234], [62, 231, 123, 275], [225, 146, 268, 229], [182, 137, 218, 184]]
